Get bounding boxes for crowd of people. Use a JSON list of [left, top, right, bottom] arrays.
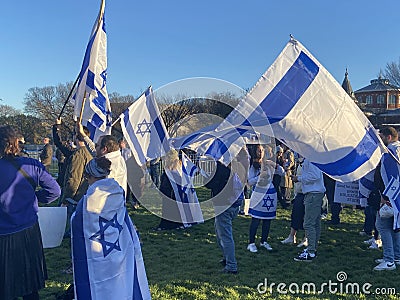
[[1, 122, 400, 299]]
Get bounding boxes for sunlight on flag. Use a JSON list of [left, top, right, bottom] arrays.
[[120, 86, 170, 165], [221, 37, 386, 182], [381, 152, 400, 230], [72, 0, 112, 140]]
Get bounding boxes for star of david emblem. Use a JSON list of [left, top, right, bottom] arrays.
[[391, 186, 397, 191], [100, 69, 107, 89], [262, 196, 274, 211], [89, 213, 123, 257], [136, 119, 152, 137]]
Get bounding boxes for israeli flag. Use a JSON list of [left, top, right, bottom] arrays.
[[220, 38, 385, 182], [170, 122, 267, 163], [73, 0, 112, 140], [359, 170, 375, 199], [120, 86, 170, 166], [381, 152, 400, 230], [71, 178, 151, 300], [248, 184, 277, 219], [167, 152, 204, 226]]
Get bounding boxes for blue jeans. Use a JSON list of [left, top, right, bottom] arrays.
[[303, 192, 324, 253], [364, 205, 379, 238], [215, 206, 239, 272], [375, 214, 400, 262]]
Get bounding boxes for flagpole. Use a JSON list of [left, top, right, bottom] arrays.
[[69, 0, 106, 123], [78, 91, 87, 124], [58, 74, 79, 119]]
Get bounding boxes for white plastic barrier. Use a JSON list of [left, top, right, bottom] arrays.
[[37, 207, 67, 248]]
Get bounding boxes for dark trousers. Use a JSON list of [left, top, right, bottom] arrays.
[[249, 218, 271, 244], [291, 193, 305, 230], [364, 205, 379, 238]]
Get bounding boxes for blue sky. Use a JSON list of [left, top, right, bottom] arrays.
[[1, 0, 399, 111]]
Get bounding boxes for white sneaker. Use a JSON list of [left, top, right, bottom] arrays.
[[373, 261, 396, 271], [281, 236, 296, 244], [247, 243, 258, 253], [363, 237, 375, 245], [368, 239, 382, 249], [375, 258, 400, 265], [297, 238, 308, 248], [260, 242, 273, 251]]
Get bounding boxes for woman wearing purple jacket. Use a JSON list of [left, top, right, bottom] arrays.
[[0, 126, 61, 300]]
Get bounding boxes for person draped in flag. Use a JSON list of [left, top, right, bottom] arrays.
[[373, 126, 400, 271], [71, 157, 151, 299], [246, 144, 277, 253], [154, 150, 184, 230]]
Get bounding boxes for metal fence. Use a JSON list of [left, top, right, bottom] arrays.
[[24, 145, 215, 186]]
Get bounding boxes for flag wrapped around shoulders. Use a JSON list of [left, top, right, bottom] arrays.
[[73, 0, 112, 141], [120, 86, 170, 166], [381, 152, 400, 230], [222, 38, 386, 182], [166, 152, 204, 226], [71, 178, 151, 300]]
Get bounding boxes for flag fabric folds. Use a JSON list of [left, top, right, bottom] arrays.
[[71, 178, 151, 300], [73, 0, 112, 141], [359, 170, 375, 199], [166, 152, 204, 226], [120, 86, 170, 166], [218, 38, 386, 182], [381, 152, 400, 230]]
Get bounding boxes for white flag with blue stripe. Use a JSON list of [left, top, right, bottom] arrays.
[[220, 38, 385, 182], [359, 170, 375, 199], [71, 178, 151, 300], [167, 152, 204, 226], [73, 0, 112, 141], [170, 122, 267, 163], [381, 152, 400, 230], [120, 86, 170, 166]]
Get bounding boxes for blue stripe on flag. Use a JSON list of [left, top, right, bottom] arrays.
[[248, 208, 276, 218], [360, 176, 375, 191], [145, 90, 168, 150], [258, 51, 319, 124], [123, 109, 147, 163], [87, 70, 96, 91], [312, 127, 380, 176], [204, 138, 228, 158], [124, 211, 145, 300], [133, 259, 144, 300], [179, 132, 208, 149], [92, 90, 108, 115], [72, 202, 92, 300]]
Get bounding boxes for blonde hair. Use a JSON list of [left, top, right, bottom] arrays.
[[164, 149, 181, 170]]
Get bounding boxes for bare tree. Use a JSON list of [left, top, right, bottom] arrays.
[[0, 104, 21, 118], [23, 82, 76, 136], [384, 58, 400, 86], [157, 93, 202, 136]]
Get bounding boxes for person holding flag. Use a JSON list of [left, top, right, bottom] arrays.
[[373, 126, 400, 271]]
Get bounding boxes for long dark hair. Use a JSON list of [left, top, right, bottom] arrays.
[[0, 126, 20, 158], [249, 144, 263, 170]]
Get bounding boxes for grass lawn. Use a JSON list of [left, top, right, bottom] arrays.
[[41, 188, 400, 299]]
